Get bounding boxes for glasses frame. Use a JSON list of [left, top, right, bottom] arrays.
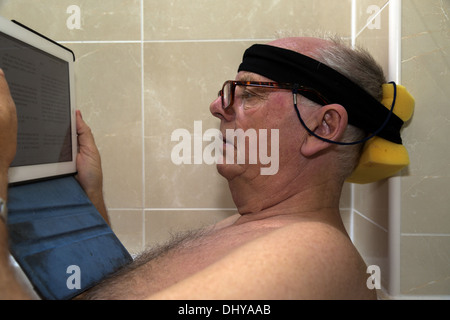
[[217, 81, 398, 147], [218, 80, 330, 109]]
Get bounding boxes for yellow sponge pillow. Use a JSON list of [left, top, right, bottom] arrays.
[[346, 84, 415, 184]]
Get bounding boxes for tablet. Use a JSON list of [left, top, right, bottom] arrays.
[[0, 16, 77, 185]]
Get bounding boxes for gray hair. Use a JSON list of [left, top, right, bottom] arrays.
[[310, 37, 387, 182]]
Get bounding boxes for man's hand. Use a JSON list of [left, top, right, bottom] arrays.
[[75, 110, 109, 224], [0, 69, 30, 299], [0, 67, 16, 253], [0, 69, 17, 176], [0, 67, 16, 286], [75, 110, 102, 196]]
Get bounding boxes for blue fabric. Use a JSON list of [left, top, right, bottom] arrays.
[[7, 176, 132, 300]]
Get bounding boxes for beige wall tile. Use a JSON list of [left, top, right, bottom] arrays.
[[399, 0, 450, 297], [109, 210, 144, 255], [143, 41, 249, 208], [352, 212, 389, 290], [0, 0, 141, 41], [67, 43, 143, 209], [354, 3, 390, 75], [340, 208, 352, 236], [353, 180, 389, 230], [401, 58, 450, 178], [145, 152, 235, 209], [143, 0, 352, 41], [340, 182, 352, 209], [401, 0, 450, 178], [143, 41, 248, 132], [401, 235, 450, 295], [401, 176, 450, 234]]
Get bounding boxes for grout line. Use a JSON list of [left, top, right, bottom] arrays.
[[401, 233, 450, 237], [141, 38, 274, 43], [58, 40, 141, 44], [353, 209, 389, 233], [140, 0, 146, 247], [57, 38, 275, 44]]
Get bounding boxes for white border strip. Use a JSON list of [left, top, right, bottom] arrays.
[[388, 0, 403, 298], [140, 0, 146, 246]]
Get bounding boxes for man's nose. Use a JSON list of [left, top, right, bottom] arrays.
[[209, 96, 235, 122]]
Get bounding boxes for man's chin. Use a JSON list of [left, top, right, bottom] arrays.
[[216, 162, 245, 180]]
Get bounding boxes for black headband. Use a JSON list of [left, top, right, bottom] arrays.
[[238, 44, 403, 144]]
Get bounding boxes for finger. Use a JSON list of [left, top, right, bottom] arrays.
[[0, 69, 11, 98], [76, 109, 87, 134], [76, 110, 96, 148], [0, 69, 17, 168], [0, 69, 16, 115]]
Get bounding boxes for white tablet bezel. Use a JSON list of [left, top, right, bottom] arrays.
[[0, 16, 77, 185]]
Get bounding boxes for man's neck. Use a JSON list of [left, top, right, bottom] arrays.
[[230, 174, 344, 226]]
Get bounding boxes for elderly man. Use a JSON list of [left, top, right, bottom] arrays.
[[0, 36, 399, 300]]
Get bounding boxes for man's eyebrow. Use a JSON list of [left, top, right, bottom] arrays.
[[236, 76, 253, 82], [237, 73, 265, 82]]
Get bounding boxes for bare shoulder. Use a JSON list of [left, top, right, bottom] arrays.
[[149, 221, 377, 300], [246, 221, 377, 299]]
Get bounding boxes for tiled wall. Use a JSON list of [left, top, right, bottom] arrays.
[[353, 0, 450, 298], [400, 0, 450, 297], [2, 0, 448, 299]]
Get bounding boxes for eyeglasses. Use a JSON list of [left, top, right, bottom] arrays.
[[218, 80, 330, 109]]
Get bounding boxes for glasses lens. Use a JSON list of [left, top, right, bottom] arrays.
[[222, 81, 233, 109]]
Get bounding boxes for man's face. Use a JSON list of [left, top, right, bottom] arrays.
[[209, 71, 309, 182]]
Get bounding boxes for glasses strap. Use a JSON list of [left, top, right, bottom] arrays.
[[292, 81, 397, 146]]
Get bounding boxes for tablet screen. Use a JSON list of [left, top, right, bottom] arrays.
[[0, 31, 72, 167], [0, 17, 77, 184]]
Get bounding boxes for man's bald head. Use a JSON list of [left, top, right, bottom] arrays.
[[267, 37, 332, 59]]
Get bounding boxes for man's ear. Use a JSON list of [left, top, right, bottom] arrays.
[[300, 104, 348, 157]]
